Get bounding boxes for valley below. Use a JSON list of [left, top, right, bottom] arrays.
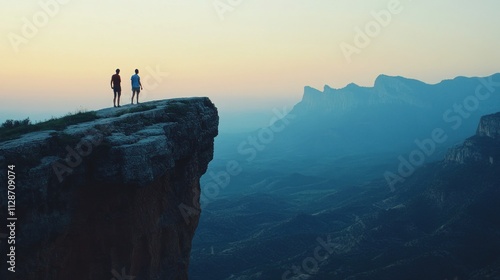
[[190, 74, 500, 280]]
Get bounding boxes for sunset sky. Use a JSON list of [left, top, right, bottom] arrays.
[[1, 0, 500, 128]]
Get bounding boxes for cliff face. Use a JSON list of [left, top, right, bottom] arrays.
[[445, 112, 500, 164], [0, 98, 218, 280], [476, 112, 500, 138]]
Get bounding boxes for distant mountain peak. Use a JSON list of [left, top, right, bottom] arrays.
[[295, 73, 500, 117], [297, 74, 425, 114], [303, 85, 322, 93], [374, 74, 400, 85], [373, 74, 421, 90], [303, 74, 418, 98], [302, 86, 324, 103], [445, 112, 500, 164], [345, 82, 362, 90], [324, 84, 334, 92]]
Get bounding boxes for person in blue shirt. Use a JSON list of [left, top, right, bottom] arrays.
[[131, 69, 143, 104]]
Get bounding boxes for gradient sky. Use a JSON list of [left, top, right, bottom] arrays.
[[1, 0, 500, 128]]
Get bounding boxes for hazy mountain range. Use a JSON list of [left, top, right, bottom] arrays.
[[191, 73, 500, 280], [273, 73, 500, 157]]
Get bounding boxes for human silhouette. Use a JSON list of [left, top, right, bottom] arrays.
[[131, 69, 143, 104], [111, 69, 121, 107]]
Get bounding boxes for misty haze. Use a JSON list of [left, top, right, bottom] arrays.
[[2, 1, 500, 280]]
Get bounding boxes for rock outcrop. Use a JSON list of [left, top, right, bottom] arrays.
[[445, 112, 500, 164], [0, 98, 218, 280], [477, 112, 500, 138]]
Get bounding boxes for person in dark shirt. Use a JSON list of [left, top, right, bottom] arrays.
[[111, 69, 121, 107]]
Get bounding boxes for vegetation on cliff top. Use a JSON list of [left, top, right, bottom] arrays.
[[0, 102, 181, 142], [0, 111, 98, 142]]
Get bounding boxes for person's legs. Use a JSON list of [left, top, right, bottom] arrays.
[[113, 91, 117, 107], [131, 91, 136, 104], [117, 90, 121, 107], [136, 90, 140, 104]]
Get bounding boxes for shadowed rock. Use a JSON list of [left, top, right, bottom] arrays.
[[0, 98, 218, 280], [445, 112, 500, 164]]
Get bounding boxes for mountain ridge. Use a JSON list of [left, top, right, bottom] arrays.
[[260, 73, 500, 165], [297, 73, 500, 115]]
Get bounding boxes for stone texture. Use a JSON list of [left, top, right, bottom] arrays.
[[445, 112, 500, 164], [476, 112, 500, 138], [0, 97, 218, 280]]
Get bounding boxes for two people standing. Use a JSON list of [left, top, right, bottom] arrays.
[[110, 68, 143, 107]]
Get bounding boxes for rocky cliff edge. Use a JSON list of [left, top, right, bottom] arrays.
[[445, 112, 500, 164], [0, 97, 218, 280]]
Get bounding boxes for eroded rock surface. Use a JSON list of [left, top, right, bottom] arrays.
[[0, 98, 218, 280], [445, 112, 500, 164]]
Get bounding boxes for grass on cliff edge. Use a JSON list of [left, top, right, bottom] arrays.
[[0, 111, 99, 142]]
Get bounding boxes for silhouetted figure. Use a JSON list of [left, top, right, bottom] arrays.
[[131, 69, 143, 104], [111, 69, 121, 107]]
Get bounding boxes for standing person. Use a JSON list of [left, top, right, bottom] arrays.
[[111, 69, 121, 107], [131, 69, 143, 104]]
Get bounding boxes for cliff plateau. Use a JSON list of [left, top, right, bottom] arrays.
[[0, 98, 218, 280]]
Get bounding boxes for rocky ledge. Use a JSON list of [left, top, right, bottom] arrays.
[[0, 98, 218, 280], [445, 112, 500, 164]]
